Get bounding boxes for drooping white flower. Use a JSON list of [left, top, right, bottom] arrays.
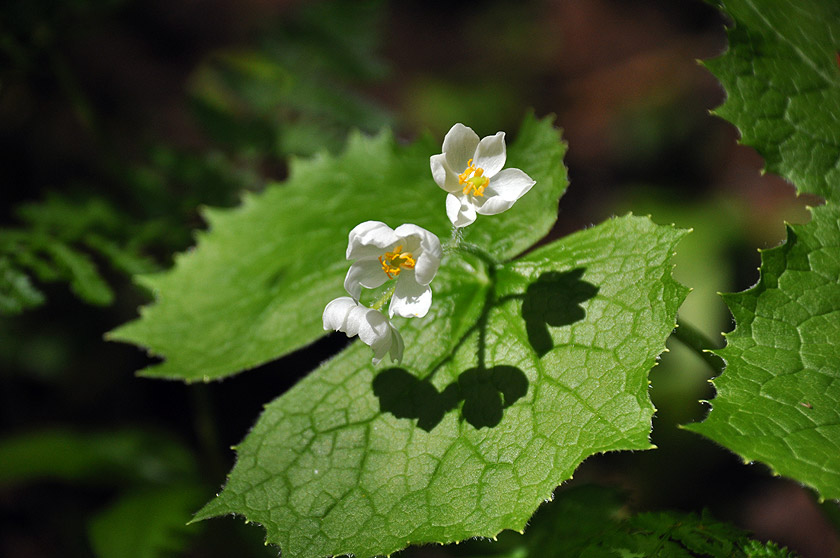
[[323, 296, 404, 364], [343, 221, 442, 319], [430, 123, 536, 228]]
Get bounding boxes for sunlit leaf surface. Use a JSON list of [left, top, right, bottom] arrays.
[[109, 114, 568, 382], [688, 0, 840, 500], [195, 215, 688, 558]]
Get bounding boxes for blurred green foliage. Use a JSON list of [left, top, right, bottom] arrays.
[[450, 485, 796, 558], [0, 0, 394, 556], [188, 0, 392, 157], [0, 0, 391, 315]]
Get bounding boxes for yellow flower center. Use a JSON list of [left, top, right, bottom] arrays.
[[379, 245, 416, 278], [459, 158, 489, 197]]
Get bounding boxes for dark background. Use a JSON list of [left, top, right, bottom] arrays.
[[1, 0, 836, 556]]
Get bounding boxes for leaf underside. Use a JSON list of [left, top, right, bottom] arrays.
[[687, 0, 840, 501], [108, 113, 568, 382], [194, 215, 688, 558]]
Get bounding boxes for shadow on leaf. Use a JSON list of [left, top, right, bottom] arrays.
[[521, 268, 598, 356], [373, 365, 528, 431], [373, 264, 596, 432], [372, 368, 460, 431]]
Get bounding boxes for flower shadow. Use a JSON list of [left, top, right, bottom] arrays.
[[520, 268, 599, 356], [372, 365, 528, 431], [372, 263, 598, 432]]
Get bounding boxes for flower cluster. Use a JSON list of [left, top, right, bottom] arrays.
[[323, 123, 535, 363]]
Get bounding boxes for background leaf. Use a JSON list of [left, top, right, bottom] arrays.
[[686, 0, 840, 501], [187, 0, 392, 158], [705, 0, 840, 201], [88, 485, 205, 558], [453, 485, 797, 558], [193, 214, 688, 558], [0, 194, 163, 314], [0, 257, 45, 315], [0, 428, 195, 487], [109, 114, 568, 382], [687, 204, 840, 499]]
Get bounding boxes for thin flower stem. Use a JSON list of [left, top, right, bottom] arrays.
[[371, 283, 396, 311], [450, 226, 463, 249], [455, 242, 497, 266], [671, 319, 726, 375]]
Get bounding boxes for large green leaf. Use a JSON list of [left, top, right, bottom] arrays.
[[193, 215, 688, 558], [687, 0, 840, 501], [687, 204, 840, 499], [706, 0, 840, 202], [108, 114, 568, 382]]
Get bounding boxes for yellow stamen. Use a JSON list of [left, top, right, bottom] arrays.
[[458, 158, 489, 196], [379, 245, 416, 278]]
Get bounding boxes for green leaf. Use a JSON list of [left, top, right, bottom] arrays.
[[686, 203, 840, 499], [83, 233, 158, 276], [109, 114, 568, 382], [0, 192, 159, 311], [88, 485, 205, 558], [0, 428, 196, 487], [188, 0, 391, 157], [455, 486, 797, 558], [193, 215, 688, 558], [0, 256, 45, 315], [44, 241, 114, 305], [687, 0, 840, 501], [742, 540, 799, 558], [706, 0, 840, 202]]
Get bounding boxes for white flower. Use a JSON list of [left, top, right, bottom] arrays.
[[430, 123, 536, 228], [343, 221, 442, 319], [323, 296, 404, 364]]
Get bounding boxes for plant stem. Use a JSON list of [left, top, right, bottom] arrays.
[[449, 226, 463, 249], [191, 384, 225, 480], [671, 320, 726, 375], [455, 241, 497, 267]]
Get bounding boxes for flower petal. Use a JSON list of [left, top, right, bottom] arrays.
[[390, 275, 432, 318], [442, 123, 480, 173], [344, 259, 387, 299], [473, 194, 516, 216], [473, 131, 506, 177], [323, 296, 377, 339], [486, 167, 535, 201], [446, 193, 478, 228], [430, 153, 461, 193], [475, 168, 535, 216], [359, 308, 393, 361], [346, 221, 400, 260], [393, 224, 442, 286], [413, 247, 441, 286], [324, 297, 400, 364], [322, 296, 358, 333]]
